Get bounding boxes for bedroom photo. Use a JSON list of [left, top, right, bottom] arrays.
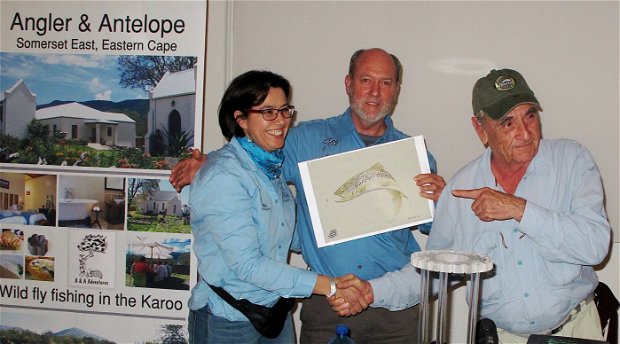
[[0, 172, 56, 226]]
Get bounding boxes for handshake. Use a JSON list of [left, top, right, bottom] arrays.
[[328, 274, 374, 317]]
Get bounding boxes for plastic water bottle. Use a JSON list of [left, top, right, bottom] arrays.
[[327, 324, 356, 344]]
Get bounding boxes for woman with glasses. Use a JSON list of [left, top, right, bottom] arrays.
[[188, 71, 348, 344]]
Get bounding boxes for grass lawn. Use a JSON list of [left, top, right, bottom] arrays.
[[127, 211, 191, 233]]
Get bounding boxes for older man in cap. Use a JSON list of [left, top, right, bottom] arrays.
[[427, 68, 610, 341], [334, 68, 610, 342]]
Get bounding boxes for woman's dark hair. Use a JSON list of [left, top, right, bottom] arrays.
[[218, 70, 291, 140]]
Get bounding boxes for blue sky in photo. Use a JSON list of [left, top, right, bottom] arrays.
[[162, 238, 192, 253], [0, 52, 147, 105]]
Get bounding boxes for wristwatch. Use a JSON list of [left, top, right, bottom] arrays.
[[327, 278, 337, 297]]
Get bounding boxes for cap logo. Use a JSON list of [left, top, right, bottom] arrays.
[[494, 76, 515, 91]]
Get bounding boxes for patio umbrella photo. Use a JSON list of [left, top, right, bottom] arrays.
[[130, 239, 174, 260]]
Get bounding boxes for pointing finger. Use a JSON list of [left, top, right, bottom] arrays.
[[452, 188, 483, 199]]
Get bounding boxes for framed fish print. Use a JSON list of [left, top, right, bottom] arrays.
[[299, 136, 434, 247]]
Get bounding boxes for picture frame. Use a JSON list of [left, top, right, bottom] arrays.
[[104, 177, 125, 191]]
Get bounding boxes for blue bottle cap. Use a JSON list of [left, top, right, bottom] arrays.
[[336, 324, 349, 335]]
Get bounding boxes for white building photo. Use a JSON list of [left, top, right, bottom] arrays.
[[139, 190, 184, 217], [36, 102, 136, 147], [145, 66, 196, 155]]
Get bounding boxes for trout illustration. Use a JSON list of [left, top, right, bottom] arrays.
[[333, 162, 408, 218]]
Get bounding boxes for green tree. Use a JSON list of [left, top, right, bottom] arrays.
[[159, 324, 187, 344], [128, 178, 161, 208], [176, 252, 191, 265], [117, 56, 197, 93], [26, 119, 50, 139], [17, 119, 55, 164], [0, 133, 20, 162], [149, 129, 166, 157]]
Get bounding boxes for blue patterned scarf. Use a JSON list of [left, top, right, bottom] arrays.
[[238, 136, 284, 180]]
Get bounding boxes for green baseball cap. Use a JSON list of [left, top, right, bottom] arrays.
[[472, 68, 542, 120]]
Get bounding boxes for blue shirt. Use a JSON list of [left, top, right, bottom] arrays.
[[188, 137, 317, 320], [283, 108, 436, 280], [426, 139, 610, 334]]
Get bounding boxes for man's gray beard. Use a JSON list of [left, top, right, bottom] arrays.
[[350, 102, 393, 127], [347, 86, 398, 127]]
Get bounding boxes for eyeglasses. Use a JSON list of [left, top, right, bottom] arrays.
[[245, 106, 296, 121]]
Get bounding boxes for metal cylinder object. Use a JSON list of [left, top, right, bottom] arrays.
[[411, 250, 493, 344]]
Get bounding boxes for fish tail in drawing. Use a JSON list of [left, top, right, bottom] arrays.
[[333, 163, 408, 207], [387, 189, 406, 220]]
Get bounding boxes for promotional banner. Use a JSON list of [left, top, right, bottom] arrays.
[[1, 1, 206, 342], [1, 0, 206, 173]]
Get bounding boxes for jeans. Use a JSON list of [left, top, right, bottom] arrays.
[[188, 304, 295, 344]]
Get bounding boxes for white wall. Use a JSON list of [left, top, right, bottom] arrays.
[[3, 80, 36, 139], [148, 94, 196, 147], [204, 1, 619, 342], [25, 175, 56, 211], [58, 175, 105, 207]]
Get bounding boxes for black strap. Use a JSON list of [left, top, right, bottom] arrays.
[[208, 283, 242, 308], [205, 281, 295, 338]]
